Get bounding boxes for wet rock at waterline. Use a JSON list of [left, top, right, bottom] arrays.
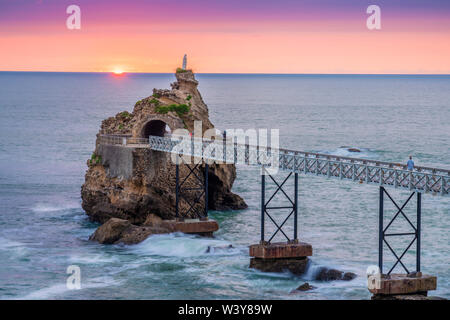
[[340, 146, 361, 153], [89, 218, 172, 244], [89, 216, 219, 244], [288, 282, 316, 295], [314, 267, 357, 281], [296, 282, 316, 291], [342, 272, 357, 280], [205, 244, 233, 253], [89, 218, 131, 244]]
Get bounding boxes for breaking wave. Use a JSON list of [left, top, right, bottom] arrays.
[[130, 233, 237, 258]]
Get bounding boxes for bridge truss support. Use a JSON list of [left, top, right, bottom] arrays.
[[249, 167, 312, 275], [171, 157, 218, 236], [175, 159, 209, 220], [378, 186, 421, 275], [369, 186, 437, 297], [260, 169, 298, 244]]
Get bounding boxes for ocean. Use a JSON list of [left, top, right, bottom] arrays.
[[0, 72, 449, 299]]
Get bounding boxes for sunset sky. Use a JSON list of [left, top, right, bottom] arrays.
[[1, 0, 450, 74]]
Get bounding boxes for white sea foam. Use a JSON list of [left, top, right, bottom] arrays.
[[68, 253, 119, 264], [18, 276, 125, 300], [0, 237, 24, 249], [32, 202, 80, 213], [303, 261, 323, 281], [0, 237, 27, 256], [302, 260, 363, 288], [130, 233, 234, 257]]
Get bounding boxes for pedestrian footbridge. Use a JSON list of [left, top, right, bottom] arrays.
[[99, 133, 449, 280]]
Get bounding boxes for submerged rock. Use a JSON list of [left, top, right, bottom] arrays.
[[118, 225, 171, 244], [81, 70, 247, 226], [296, 282, 316, 291], [342, 272, 357, 281], [288, 282, 316, 295], [205, 244, 233, 253], [340, 146, 361, 153], [314, 267, 357, 281]]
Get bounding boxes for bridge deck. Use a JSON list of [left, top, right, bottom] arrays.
[[97, 134, 449, 196]]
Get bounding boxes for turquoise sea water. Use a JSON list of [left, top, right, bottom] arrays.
[[0, 72, 449, 299]]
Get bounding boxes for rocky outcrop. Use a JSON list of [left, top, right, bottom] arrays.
[[296, 282, 316, 291], [288, 282, 317, 295], [89, 218, 131, 244], [90, 215, 219, 244], [89, 217, 172, 244], [314, 267, 357, 281], [81, 70, 247, 227]]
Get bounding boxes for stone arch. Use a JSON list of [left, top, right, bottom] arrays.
[[141, 119, 168, 138], [133, 114, 181, 139]]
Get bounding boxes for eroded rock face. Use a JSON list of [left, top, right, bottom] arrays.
[[81, 70, 247, 225], [296, 282, 316, 291], [89, 217, 172, 245], [89, 218, 131, 244]]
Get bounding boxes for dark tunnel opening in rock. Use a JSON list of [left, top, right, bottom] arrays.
[[141, 120, 170, 138]]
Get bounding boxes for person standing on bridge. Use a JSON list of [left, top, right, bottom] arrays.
[[407, 156, 415, 171]]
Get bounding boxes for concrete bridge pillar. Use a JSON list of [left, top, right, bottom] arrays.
[[249, 241, 312, 274]]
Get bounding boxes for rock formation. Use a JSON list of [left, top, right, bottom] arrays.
[[81, 70, 247, 232], [314, 267, 357, 281], [295, 282, 316, 291], [89, 217, 171, 244]]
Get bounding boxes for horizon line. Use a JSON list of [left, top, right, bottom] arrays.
[[1, 70, 450, 76]]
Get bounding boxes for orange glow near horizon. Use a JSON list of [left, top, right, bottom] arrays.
[[2, 30, 450, 74], [1, 1, 450, 74]]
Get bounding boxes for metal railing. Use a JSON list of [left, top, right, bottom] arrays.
[[96, 134, 449, 195], [98, 134, 149, 146], [147, 135, 450, 196]]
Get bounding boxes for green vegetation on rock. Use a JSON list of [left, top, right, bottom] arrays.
[[120, 111, 132, 118], [176, 68, 188, 73], [155, 103, 190, 117], [90, 153, 102, 165], [149, 98, 160, 106]]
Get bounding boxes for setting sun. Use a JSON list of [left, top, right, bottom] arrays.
[[112, 69, 124, 75]]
